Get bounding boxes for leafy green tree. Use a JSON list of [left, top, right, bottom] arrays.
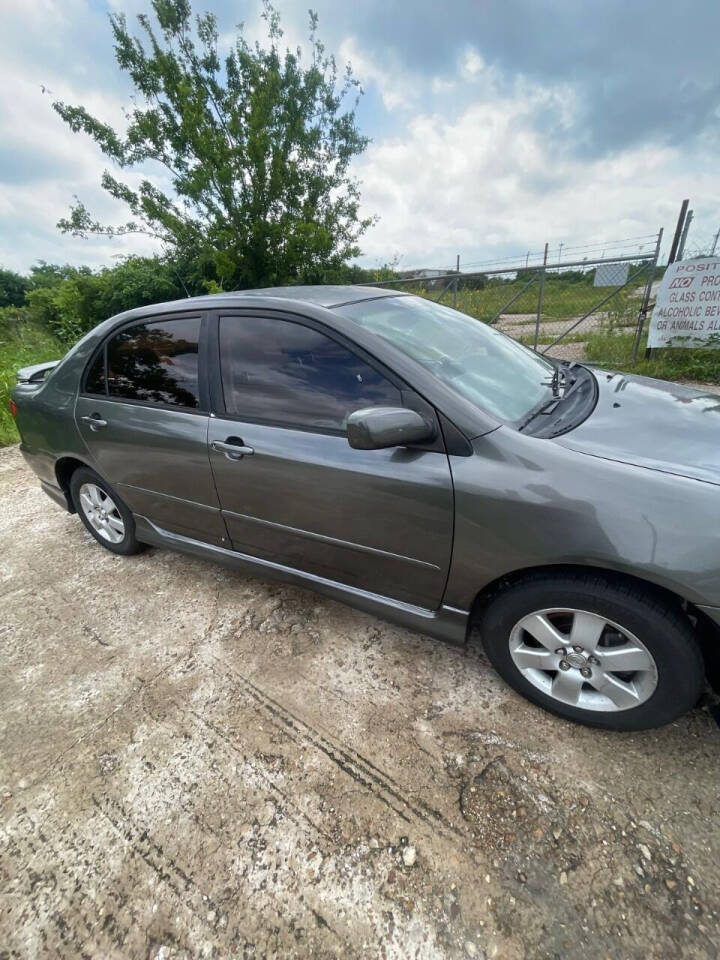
[[0, 268, 28, 308], [53, 0, 373, 290]]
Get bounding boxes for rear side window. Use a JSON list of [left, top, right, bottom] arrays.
[[105, 317, 202, 408], [219, 315, 400, 431]]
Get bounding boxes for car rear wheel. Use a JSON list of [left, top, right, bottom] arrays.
[[70, 467, 144, 556], [478, 572, 704, 730]]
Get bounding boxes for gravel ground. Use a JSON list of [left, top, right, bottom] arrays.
[[1, 444, 720, 959]]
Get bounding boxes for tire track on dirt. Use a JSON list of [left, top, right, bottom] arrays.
[[208, 655, 467, 844]]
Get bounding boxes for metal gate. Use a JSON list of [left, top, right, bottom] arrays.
[[352, 232, 662, 366]]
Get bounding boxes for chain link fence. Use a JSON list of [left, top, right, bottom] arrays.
[[352, 232, 662, 366]]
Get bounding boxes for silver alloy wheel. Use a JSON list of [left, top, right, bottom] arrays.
[[78, 483, 125, 545], [509, 608, 658, 712]]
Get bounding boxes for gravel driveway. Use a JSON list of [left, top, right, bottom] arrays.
[[1, 444, 719, 959]]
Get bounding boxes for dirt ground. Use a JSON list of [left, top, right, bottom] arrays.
[[1, 444, 720, 960]]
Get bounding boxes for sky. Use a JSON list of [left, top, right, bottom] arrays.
[[1, 0, 719, 275]]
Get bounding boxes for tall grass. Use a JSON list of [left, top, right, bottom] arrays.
[[583, 329, 720, 385], [0, 314, 64, 446]]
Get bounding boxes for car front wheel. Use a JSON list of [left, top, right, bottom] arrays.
[[478, 572, 704, 730]]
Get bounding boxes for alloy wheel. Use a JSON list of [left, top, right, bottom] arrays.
[[78, 483, 125, 545], [509, 607, 658, 712]]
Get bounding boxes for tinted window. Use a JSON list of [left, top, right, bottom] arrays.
[[219, 316, 400, 431], [106, 317, 202, 408], [84, 348, 106, 395]]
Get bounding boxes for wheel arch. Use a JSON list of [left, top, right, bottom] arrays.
[[470, 563, 695, 623], [55, 455, 94, 513]]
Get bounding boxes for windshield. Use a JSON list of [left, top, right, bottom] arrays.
[[335, 294, 555, 423]]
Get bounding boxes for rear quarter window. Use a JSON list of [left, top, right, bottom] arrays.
[[84, 348, 106, 395]]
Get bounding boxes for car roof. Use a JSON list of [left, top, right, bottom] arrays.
[[234, 285, 403, 308], [108, 285, 405, 325]]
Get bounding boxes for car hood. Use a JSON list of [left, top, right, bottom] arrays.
[[554, 369, 720, 485]]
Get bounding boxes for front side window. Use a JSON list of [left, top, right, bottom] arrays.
[[105, 316, 202, 408], [336, 295, 555, 423], [219, 315, 400, 431]]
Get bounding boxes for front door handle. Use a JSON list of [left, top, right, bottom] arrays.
[[212, 439, 255, 460], [80, 414, 108, 430]]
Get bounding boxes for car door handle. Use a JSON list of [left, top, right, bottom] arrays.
[[212, 439, 255, 460], [80, 415, 108, 430]]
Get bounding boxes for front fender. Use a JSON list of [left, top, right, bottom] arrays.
[[443, 427, 720, 610]]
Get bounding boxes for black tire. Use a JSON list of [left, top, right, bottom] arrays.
[[70, 466, 144, 556], [478, 571, 704, 731]]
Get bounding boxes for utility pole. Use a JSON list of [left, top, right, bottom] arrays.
[[677, 209, 693, 261], [559, 242, 564, 261], [711, 227, 720, 257], [668, 198, 689, 265], [453, 254, 460, 308]]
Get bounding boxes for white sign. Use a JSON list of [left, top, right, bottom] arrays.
[[648, 257, 720, 348], [594, 262, 629, 287]]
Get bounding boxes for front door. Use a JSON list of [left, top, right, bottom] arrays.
[[76, 311, 226, 545], [208, 311, 454, 607]]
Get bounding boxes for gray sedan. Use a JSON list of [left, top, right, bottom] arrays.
[[11, 286, 718, 730]]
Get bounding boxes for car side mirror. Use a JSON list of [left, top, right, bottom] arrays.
[[346, 406, 435, 450]]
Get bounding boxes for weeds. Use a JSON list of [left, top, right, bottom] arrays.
[[0, 315, 64, 445]]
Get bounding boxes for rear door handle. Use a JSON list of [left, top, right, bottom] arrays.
[[212, 439, 255, 460], [80, 414, 108, 430]]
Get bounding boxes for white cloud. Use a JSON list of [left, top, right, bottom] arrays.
[[338, 37, 414, 112], [352, 86, 720, 269], [461, 47, 485, 78], [1, 0, 718, 276]]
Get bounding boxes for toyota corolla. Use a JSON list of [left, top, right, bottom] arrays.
[[11, 286, 719, 730]]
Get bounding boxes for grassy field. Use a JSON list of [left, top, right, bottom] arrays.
[[583, 329, 720, 384], [0, 317, 64, 445], [382, 272, 639, 325]]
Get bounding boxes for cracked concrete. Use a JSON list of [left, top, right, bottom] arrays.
[[1, 444, 720, 959]]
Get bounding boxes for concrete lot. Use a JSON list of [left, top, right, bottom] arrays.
[[1, 443, 719, 959]]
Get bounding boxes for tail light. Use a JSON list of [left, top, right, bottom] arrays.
[[9, 400, 17, 419]]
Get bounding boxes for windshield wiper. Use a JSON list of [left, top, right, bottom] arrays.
[[517, 395, 561, 431], [520, 364, 585, 431], [542, 367, 561, 398], [543, 362, 582, 400]]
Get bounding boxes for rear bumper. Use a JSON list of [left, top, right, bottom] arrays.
[[40, 479, 72, 512]]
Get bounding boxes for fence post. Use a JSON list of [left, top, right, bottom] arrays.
[[677, 210, 693, 261], [453, 254, 460, 309], [633, 228, 663, 362], [533, 243, 549, 351], [711, 227, 720, 257], [667, 199, 689, 266]]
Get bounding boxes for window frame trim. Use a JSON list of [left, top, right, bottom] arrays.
[[209, 308, 412, 436], [78, 310, 210, 413]]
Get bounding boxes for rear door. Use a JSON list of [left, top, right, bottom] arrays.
[[75, 312, 226, 545], [207, 310, 454, 607]]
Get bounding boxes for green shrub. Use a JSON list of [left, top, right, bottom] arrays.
[[0, 319, 64, 446]]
